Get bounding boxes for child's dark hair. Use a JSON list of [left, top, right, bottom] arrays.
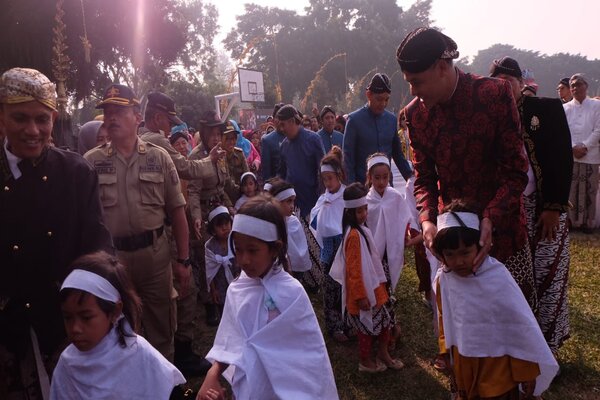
[[432, 200, 482, 256], [267, 177, 294, 198], [365, 152, 391, 188], [240, 172, 258, 188], [207, 208, 233, 237], [232, 194, 290, 271], [60, 251, 142, 347], [320, 145, 346, 183], [342, 182, 371, 254]]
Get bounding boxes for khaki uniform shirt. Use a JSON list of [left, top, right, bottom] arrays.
[[139, 127, 215, 181], [188, 143, 232, 222], [224, 147, 249, 203], [84, 139, 186, 238]]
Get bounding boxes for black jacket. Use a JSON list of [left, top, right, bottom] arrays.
[[0, 142, 113, 355], [520, 96, 573, 213]]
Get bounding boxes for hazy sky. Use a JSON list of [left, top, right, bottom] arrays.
[[212, 0, 600, 61]]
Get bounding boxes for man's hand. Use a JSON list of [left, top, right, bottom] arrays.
[[209, 142, 226, 164], [194, 218, 203, 240], [573, 144, 588, 159], [173, 261, 191, 297], [421, 220, 438, 253], [472, 217, 493, 272], [537, 210, 560, 242]]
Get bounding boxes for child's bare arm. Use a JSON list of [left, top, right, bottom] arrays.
[[197, 362, 229, 400]]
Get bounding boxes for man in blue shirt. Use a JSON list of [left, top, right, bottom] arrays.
[[260, 103, 286, 182], [277, 104, 326, 217], [343, 73, 412, 183], [316, 106, 344, 154]]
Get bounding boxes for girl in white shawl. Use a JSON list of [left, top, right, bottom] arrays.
[[330, 183, 404, 373], [198, 195, 338, 400], [432, 201, 558, 399], [310, 146, 349, 342], [205, 206, 239, 322], [365, 153, 421, 348], [50, 252, 185, 400], [268, 179, 312, 280]]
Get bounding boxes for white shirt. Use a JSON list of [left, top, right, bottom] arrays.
[[4, 140, 22, 179], [563, 97, 600, 164]]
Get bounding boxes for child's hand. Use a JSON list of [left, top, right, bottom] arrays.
[[197, 366, 225, 400], [405, 232, 423, 247], [358, 298, 370, 311]]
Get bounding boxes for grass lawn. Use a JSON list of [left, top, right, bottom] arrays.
[[190, 232, 600, 399]]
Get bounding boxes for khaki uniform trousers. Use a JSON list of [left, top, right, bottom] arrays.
[[118, 232, 176, 361]]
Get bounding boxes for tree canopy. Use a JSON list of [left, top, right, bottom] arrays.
[[0, 0, 218, 101]]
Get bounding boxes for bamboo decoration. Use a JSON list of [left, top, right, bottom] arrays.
[[52, 0, 71, 115]]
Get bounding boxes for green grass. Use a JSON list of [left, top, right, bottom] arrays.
[[189, 232, 600, 399]]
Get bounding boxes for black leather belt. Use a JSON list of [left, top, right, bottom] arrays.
[[114, 226, 164, 252]]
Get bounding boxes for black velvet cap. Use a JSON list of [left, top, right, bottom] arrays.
[[367, 73, 391, 93], [396, 27, 459, 73], [489, 57, 522, 79], [276, 104, 301, 123]]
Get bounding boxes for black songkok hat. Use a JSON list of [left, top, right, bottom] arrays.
[[489, 57, 522, 79], [272, 102, 285, 118], [367, 73, 391, 94], [320, 105, 336, 119], [396, 27, 459, 73], [559, 77, 570, 87], [276, 104, 302, 123]]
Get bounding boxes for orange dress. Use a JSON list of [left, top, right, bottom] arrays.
[[345, 229, 388, 316]]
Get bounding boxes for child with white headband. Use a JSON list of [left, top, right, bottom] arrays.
[[310, 146, 349, 342], [234, 171, 259, 211], [50, 251, 185, 400], [330, 183, 403, 373], [268, 178, 312, 280], [365, 152, 421, 351], [204, 206, 239, 325], [198, 195, 338, 400], [432, 201, 558, 400]]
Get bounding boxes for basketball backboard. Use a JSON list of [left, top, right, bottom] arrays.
[[238, 68, 265, 103]]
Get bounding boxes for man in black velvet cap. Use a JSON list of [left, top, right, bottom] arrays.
[[491, 56, 573, 353], [397, 28, 537, 313], [342, 72, 412, 183]]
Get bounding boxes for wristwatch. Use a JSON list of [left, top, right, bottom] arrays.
[[176, 257, 192, 267]]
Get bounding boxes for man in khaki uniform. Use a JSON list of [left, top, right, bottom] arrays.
[[85, 84, 190, 361], [188, 110, 233, 325], [139, 91, 216, 376], [139, 91, 223, 180], [222, 121, 249, 204]]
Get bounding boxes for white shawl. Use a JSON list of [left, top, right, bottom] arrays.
[[434, 257, 558, 396], [234, 194, 249, 211], [286, 215, 312, 272], [309, 185, 346, 247], [206, 266, 338, 400], [366, 185, 416, 291], [329, 226, 387, 332], [50, 323, 184, 400], [205, 237, 235, 287]]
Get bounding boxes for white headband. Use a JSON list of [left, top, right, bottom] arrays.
[[321, 164, 336, 173], [263, 183, 273, 191], [241, 171, 256, 183], [344, 196, 368, 209], [275, 188, 296, 201], [232, 214, 279, 242], [437, 212, 480, 231], [61, 269, 121, 303], [367, 155, 390, 171], [208, 206, 230, 222]]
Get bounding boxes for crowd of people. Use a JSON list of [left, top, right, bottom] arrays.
[[1, 26, 599, 400]]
